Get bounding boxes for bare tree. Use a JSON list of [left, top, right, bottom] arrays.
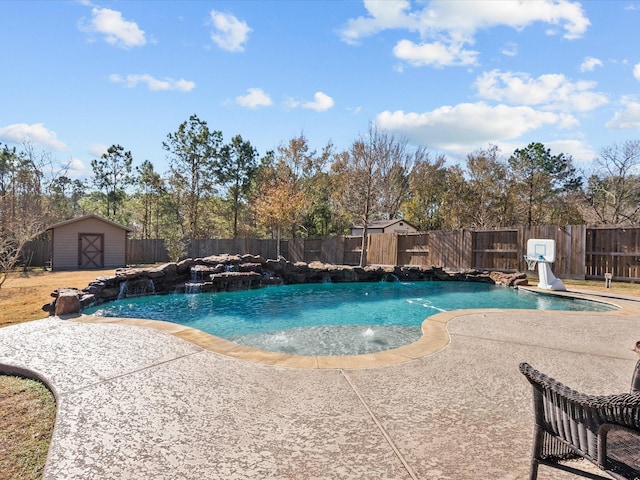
[[334, 125, 418, 266], [0, 142, 57, 285], [0, 219, 45, 288], [401, 153, 449, 231], [465, 145, 514, 227], [584, 140, 640, 224]]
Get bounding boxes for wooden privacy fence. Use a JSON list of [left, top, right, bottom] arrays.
[[188, 238, 284, 261], [21, 239, 51, 268], [586, 226, 640, 279], [19, 224, 640, 281], [127, 238, 169, 265]]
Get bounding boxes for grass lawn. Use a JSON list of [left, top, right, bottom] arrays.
[[0, 267, 638, 479], [0, 376, 56, 480]]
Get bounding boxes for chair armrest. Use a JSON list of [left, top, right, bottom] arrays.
[[520, 363, 640, 414]]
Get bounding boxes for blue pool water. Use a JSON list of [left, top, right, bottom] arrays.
[[85, 281, 615, 356]]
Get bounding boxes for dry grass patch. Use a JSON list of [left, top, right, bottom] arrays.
[[0, 376, 56, 480], [0, 269, 115, 327], [563, 278, 640, 296]]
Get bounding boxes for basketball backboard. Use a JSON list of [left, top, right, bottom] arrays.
[[526, 239, 556, 263]]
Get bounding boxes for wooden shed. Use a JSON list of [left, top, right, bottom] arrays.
[[46, 214, 132, 270], [350, 219, 419, 236]]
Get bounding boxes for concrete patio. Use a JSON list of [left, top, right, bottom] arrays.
[[1, 289, 639, 479]]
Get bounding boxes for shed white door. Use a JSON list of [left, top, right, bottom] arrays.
[[78, 233, 104, 269]]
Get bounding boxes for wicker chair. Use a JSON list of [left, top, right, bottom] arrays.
[[519, 362, 640, 480]]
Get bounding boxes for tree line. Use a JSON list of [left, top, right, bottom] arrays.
[[1, 112, 640, 274]]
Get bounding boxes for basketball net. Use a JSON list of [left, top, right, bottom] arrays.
[[524, 256, 538, 271]]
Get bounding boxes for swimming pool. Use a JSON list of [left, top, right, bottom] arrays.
[[84, 281, 615, 356]]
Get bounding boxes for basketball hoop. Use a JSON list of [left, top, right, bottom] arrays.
[[524, 238, 566, 291], [524, 256, 538, 271]]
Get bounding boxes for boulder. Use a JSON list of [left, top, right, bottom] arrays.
[[490, 271, 528, 287], [239, 262, 262, 273], [99, 287, 120, 301], [241, 254, 265, 264], [514, 277, 529, 287], [202, 254, 241, 265], [79, 293, 97, 309], [265, 257, 287, 275], [176, 258, 193, 275], [54, 288, 81, 316]]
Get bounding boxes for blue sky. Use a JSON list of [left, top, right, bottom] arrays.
[[2, 0, 640, 179]]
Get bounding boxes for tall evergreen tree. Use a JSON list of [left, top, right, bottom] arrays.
[[215, 135, 258, 238], [163, 114, 222, 242], [135, 160, 165, 239], [90, 144, 134, 218], [508, 142, 581, 226]]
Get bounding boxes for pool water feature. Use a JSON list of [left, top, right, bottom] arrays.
[[85, 281, 615, 356]]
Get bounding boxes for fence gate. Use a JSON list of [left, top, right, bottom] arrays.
[[78, 233, 104, 269], [367, 233, 398, 265]]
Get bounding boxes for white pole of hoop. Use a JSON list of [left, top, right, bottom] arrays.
[[525, 257, 566, 291]]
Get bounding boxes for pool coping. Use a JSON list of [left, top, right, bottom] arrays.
[[75, 287, 640, 369]]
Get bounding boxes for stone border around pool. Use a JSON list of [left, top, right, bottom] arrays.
[[73, 288, 640, 370]]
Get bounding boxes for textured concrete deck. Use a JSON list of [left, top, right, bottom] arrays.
[[1, 289, 639, 479]]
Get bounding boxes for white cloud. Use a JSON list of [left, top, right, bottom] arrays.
[[60, 157, 86, 178], [85, 7, 146, 48], [52, 157, 86, 180], [342, 0, 590, 41], [283, 97, 301, 110], [431, 0, 589, 39], [375, 102, 568, 150], [110, 73, 195, 92], [475, 70, 608, 112], [634, 63, 640, 81], [302, 92, 335, 111], [88, 143, 108, 157], [209, 10, 251, 52], [338, 0, 418, 45], [545, 139, 597, 163], [501, 41, 518, 57], [393, 39, 478, 68], [606, 98, 640, 130], [0, 123, 67, 151], [235, 88, 273, 108], [339, 0, 589, 68], [67, 157, 86, 172], [580, 56, 603, 72], [284, 92, 335, 111]]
